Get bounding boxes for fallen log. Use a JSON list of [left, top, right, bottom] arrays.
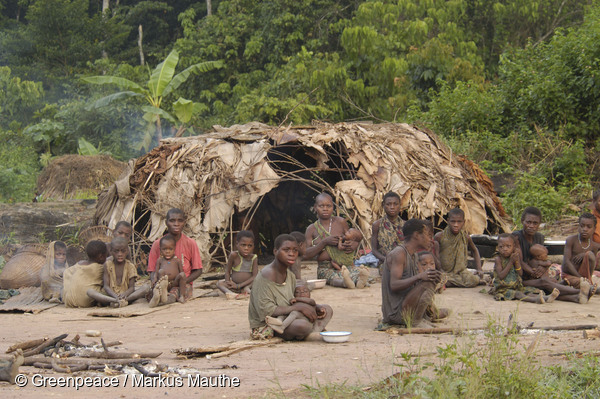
[[6, 338, 47, 353], [23, 333, 68, 357]]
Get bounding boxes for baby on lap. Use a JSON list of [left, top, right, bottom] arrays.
[[264, 283, 326, 334]]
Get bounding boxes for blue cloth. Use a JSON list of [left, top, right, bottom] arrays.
[[354, 253, 379, 268]]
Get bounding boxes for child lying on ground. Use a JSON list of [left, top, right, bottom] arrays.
[[41, 241, 69, 303], [149, 234, 187, 306], [490, 234, 559, 303], [87, 237, 149, 307], [217, 230, 258, 300], [264, 283, 326, 334]]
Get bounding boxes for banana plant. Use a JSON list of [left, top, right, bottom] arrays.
[[83, 50, 222, 150]]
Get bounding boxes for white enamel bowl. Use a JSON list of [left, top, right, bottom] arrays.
[[320, 331, 352, 343]]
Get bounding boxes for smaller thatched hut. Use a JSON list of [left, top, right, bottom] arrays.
[[95, 122, 511, 269]]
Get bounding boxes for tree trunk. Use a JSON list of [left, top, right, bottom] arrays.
[[207, 0, 212, 16], [101, 0, 110, 59], [138, 25, 145, 66]]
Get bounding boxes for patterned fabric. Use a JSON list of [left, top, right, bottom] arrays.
[[313, 221, 356, 266], [317, 260, 361, 285], [250, 325, 274, 340], [377, 214, 404, 256], [491, 257, 539, 300]]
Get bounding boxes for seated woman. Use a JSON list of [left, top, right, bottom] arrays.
[[40, 241, 69, 303], [513, 207, 591, 303], [248, 234, 332, 340], [304, 193, 369, 289]]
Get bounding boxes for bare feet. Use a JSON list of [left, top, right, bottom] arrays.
[[341, 266, 355, 289], [148, 284, 161, 308], [109, 301, 120, 308], [579, 279, 591, 304], [356, 266, 370, 289], [546, 288, 559, 303], [235, 292, 250, 300], [225, 292, 237, 300], [265, 316, 284, 334], [178, 295, 186, 304], [538, 291, 546, 304], [157, 276, 169, 304]]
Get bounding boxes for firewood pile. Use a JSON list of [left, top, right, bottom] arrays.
[[6, 334, 161, 374]]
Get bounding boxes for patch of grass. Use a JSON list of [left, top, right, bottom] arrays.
[[301, 318, 600, 398]]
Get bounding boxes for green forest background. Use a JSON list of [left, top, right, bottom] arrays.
[[1, 0, 599, 224]]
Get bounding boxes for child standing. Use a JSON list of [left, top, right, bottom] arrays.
[[87, 237, 149, 307], [217, 230, 258, 300], [435, 208, 483, 287], [491, 234, 558, 303], [149, 234, 187, 306]]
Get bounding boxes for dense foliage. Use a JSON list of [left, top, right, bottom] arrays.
[[0, 0, 597, 223]]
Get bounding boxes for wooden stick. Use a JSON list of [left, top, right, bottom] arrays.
[[23, 334, 68, 357], [74, 349, 162, 359], [101, 338, 109, 353], [24, 356, 152, 366], [6, 338, 47, 353], [52, 360, 87, 373], [130, 362, 160, 377]]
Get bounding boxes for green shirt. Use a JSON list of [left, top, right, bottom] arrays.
[[248, 269, 296, 329]]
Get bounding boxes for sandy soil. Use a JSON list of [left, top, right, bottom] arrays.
[[1, 262, 598, 398]]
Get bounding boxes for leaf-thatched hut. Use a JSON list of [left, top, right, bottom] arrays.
[[94, 122, 511, 269]]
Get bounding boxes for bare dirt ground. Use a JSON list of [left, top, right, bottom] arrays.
[[1, 261, 598, 398]]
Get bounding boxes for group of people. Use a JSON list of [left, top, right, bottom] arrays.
[[40, 208, 204, 309], [37, 189, 600, 341]]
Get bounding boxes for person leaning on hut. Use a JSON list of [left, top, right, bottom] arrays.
[[304, 193, 369, 289], [147, 208, 202, 301], [380, 219, 449, 328]]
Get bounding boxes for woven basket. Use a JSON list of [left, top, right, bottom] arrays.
[[78, 226, 112, 247], [0, 244, 48, 289]]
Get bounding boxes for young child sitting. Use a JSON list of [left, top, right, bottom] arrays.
[[562, 213, 600, 293], [217, 230, 258, 300], [417, 250, 446, 294], [87, 237, 149, 307], [527, 243, 563, 279], [63, 240, 108, 308], [149, 234, 188, 306], [490, 234, 559, 303], [434, 208, 483, 287], [289, 231, 306, 280], [41, 241, 69, 303], [264, 283, 326, 334]]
